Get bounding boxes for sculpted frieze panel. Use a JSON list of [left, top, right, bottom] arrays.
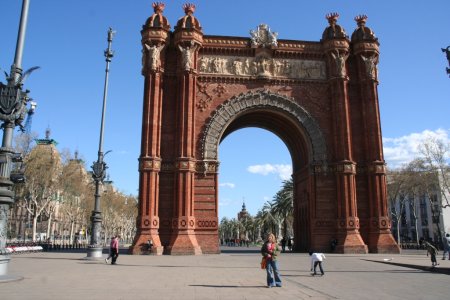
[[198, 55, 326, 80]]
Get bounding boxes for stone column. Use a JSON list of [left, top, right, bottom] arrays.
[[324, 38, 368, 253], [353, 39, 400, 254], [166, 47, 202, 254], [130, 15, 169, 255], [166, 14, 204, 254]]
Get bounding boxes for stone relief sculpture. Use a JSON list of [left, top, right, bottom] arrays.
[[197, 55, 326, 80], [250, 24, 278, 47], [331, 50, 348, 77], [360, 55, 378, 79], [178, 41, 198, 71], [144, 43, 165, 71]]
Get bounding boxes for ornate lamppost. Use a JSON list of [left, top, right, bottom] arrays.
[[86, 28, 115, 259], [442, 46, 450, 77], [0, 0, 37, 280]]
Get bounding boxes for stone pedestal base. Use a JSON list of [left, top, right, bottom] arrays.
[[367, 231, 401, 254], [85, 246, 103, 260], [166, 233, 202, 255], [129, 233, 164, 255], [0, 256, 22, 283], [336, 232, 368, 254], [0, 255, 23, 282]]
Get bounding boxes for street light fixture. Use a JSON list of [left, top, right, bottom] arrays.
[[86, 28, 115, 259], [442, 46, 450, 77], [0, 0, 36, 281]]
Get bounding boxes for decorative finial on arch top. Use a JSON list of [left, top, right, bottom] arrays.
[[325, 12, 340, 24], [354, 14, 368, 27], [351, 14, 377, 42], [152, 2, 165, 13], [144, 1, 170, 29], [183, 3, 196, 15], [322, 12, 347, 40], [45, 127, 51, 139]]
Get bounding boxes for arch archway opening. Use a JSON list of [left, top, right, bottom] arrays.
[[218, 127, 297, 250], [215, 106, 316, 252]]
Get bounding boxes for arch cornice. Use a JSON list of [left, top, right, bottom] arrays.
[[200, 90, 327, 164]]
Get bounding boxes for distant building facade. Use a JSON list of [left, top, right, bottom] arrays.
[[389, 172, 450, 248]]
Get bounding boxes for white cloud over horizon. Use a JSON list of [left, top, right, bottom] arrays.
[[383, 128, 450, 169], [247, 164, 292, 180], [219, 182, 236, 188]]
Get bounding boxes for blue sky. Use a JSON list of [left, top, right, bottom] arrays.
[[1, 1, 450, 220]]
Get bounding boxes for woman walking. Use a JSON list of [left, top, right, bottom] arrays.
[[261, 233, 282, 288]]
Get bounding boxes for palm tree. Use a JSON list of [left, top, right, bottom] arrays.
[[255, 201, 278, 239], [272, 178, 294, 239]]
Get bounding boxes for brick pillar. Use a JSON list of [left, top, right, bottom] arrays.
[[166, 21, 204, 254], [324, 38, 368, 253], [130, 14, 169, 255], [353, 40, 400, 253]]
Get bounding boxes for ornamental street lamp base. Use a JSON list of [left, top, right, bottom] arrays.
[[0, 255, 23, 282], [85, 246, 104, 260]]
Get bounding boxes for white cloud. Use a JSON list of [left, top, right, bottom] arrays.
[[383, 128, 450, 169], [247, 164, 292, 180], [219, 182, 235, 188]]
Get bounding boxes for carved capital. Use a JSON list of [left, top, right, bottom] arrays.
[[196, 217, 218, 229], [139, 216, 160, 230], [196, 160, 220, 175], [370, 217, 391, 230], [337, 217, 360, 230], [367, 161, 386, 174], [176, 158, 196, 171], [139, 157, 162, 171], [172, 216, 196, 229], [334, 161, 356, 174]]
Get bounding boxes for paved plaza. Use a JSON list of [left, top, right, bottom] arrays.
[[1, 247, 449, 300]]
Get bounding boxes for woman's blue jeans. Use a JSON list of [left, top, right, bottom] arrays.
[[266, 259, 282, 287]]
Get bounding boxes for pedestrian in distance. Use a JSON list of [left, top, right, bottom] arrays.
[[425, 241, 439, 267], [110, 236, 119, 265], [261, 233, 282, 288], [147, 238, 153, 253], [442, 233, 450, 260], [309, 251, 326, 276], [281, 237, 286, 253], [105, 236, 115, 263]]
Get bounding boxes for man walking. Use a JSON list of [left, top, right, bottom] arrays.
[[425, 241, 439, 267], [442, 233, 450, 260], [110, 236, 119, 265]]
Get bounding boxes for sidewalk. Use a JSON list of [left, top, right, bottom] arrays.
[[1, 247, 449, 300]]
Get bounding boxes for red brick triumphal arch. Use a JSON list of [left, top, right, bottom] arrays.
[[130, 3, 400, 255]]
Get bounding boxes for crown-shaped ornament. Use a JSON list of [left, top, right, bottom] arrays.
[[354, 15, 368, 27], [326, 12, 340, 24], [183, 3, 196, 15], [152, 2, 165, 13]]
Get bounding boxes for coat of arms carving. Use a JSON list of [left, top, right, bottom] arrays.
[[250, 24, 278, 48]]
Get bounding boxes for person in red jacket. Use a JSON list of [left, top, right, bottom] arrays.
[[110, 236, 119, 265]]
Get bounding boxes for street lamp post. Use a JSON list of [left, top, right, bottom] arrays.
[[86, 28, 115, 259], [0, 0, 35, 280], [442, 46, 450, 77]]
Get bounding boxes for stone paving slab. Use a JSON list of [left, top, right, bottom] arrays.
[[1, 248, 449, 299]]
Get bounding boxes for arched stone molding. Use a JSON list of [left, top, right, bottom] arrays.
[[200, 89, 327, 165]]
